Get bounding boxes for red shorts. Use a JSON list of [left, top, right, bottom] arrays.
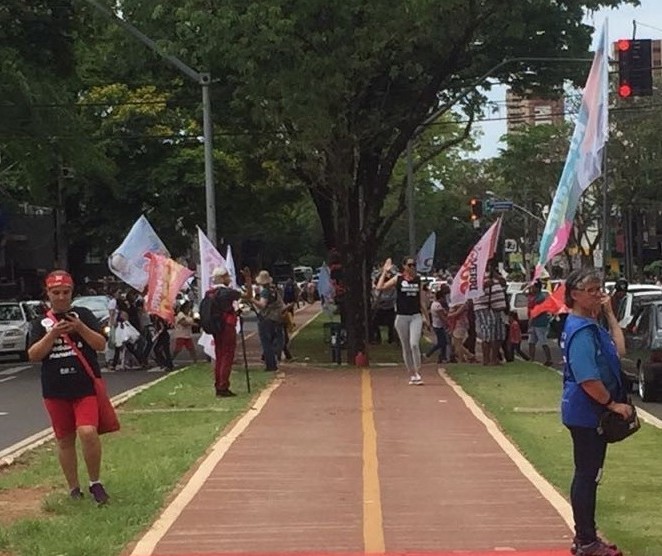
[[44, 396, 99, 439], [174, 337, 194, 351]]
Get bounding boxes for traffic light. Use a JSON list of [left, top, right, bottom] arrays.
[[470, 198, 483, 221], [617, 39, 653, 98]]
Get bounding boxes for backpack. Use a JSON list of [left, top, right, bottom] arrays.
[[199, 288, 238, 334], [259, 285, 286, 322]]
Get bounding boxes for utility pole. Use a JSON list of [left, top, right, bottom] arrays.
[[81, 0, 217, 244]]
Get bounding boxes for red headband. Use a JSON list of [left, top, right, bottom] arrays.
[[45, 272, 74, 289]]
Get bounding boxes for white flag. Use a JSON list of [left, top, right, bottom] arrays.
[[416, 231, 436, 273], [108, 215, 169, 291], [225, 244, 238, 289], [197, 226, 225, 296], [450, 218, 502, 306]]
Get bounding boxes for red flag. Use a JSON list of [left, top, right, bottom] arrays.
[[530, 283, 567, 319], [145, 253, 194, 323]]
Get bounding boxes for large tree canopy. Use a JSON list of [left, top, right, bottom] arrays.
[[4, 0, 639, 354]]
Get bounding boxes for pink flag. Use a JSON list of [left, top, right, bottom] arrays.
[[450, 218, 502, 306], [145, 253, 195, 323]]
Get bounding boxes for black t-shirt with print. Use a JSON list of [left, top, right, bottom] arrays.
[[396, 275, 422, 315], [28, 307, 102, 400]]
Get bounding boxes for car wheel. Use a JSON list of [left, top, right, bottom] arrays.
[[638, 366, 655, 402], [18, 349, 28, 362]]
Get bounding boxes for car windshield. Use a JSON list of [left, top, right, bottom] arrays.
[[0, 304, 23, 321], [73, 296, 109, 313]]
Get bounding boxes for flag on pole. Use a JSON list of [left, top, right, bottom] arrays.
[[536, 22, 609, 277], [197, 226, 225, 295], [416, 232, 436, 273], [530, 283, 568, 319], [450, 218, 502, 306], [144, 253, 194, 323], [108, 215, 169, 291], [225, 244, 238, 289]]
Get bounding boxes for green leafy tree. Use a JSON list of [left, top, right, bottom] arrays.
[[98, 0, 634, 356]]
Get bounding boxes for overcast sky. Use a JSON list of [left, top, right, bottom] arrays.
[[473, 0, 662, 159]]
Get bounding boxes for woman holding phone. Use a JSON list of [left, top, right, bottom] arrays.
[[28, 270, 110, 505], [561, 268, 632, 556]]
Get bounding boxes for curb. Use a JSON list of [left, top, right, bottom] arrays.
[[0, 367, 177, 468], [0, 307, 321, 468]]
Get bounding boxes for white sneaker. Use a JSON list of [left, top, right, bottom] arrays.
[[409, 374, 424, 385]]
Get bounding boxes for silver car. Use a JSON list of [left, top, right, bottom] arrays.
[[0, 302, 34, 361]]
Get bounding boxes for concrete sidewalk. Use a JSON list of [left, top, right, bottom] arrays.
[[129, 306, 573, 556]]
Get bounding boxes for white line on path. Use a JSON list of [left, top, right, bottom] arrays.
[[129, 379, 282, 556], [0, 376, 16, 383], [0, 412, 8, 416], [0, 365, 31, 376], [438, 367, 575, 531]]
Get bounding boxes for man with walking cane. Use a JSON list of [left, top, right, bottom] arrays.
[[203, 266, 253, 397]]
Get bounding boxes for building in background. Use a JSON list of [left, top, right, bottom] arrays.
[[505, 90, 565, 132]]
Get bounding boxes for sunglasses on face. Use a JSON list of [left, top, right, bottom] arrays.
[[406, 263, 416, 268]]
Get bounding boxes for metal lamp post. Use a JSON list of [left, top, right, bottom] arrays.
[[81, 0, 217, 245]]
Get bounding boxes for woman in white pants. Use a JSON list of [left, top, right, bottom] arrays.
[[376, 257, 430, 384]]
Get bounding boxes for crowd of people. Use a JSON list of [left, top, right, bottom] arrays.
[[28, 256, 634, 556], [368, 258, 557, 377]]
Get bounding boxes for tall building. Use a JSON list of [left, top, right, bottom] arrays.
[[505, 90, 565, 133]]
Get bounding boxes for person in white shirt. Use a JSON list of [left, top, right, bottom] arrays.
[[172, 301, 197, 363]]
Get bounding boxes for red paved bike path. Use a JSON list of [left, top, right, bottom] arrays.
[[130, 305, 572, 556]]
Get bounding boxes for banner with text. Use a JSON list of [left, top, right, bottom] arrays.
[[450, 218, 502, 306]]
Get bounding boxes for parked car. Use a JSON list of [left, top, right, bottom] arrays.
[[508, 288, 549, 335], [615, 288, 662, 330], [72, 295, 112, 337], [0, 301, 35, 360], [621, 300, 662, 401]]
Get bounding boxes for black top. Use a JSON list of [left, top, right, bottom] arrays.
[[28, 307, 102, 400], [395, 275, 422, 315]]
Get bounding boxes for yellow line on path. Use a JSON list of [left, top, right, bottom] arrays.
[[362, 368, 385, 553]]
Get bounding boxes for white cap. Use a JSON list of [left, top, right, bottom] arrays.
[[212, 266, 229, 278]]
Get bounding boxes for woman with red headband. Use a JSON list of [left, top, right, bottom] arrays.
[[27, 270, 110, 504]]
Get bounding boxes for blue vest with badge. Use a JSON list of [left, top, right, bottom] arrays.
[[560, 314, 623, 428]]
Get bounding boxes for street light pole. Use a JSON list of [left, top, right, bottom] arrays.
[[81, 0, 217, 244], [406, 139, 416, 254]]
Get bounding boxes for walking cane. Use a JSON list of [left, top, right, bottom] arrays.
[[239, 314, 251, 393]]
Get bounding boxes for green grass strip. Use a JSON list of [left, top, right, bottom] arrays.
[[447, 361, 662, 556], [0, 364, 272, 556]]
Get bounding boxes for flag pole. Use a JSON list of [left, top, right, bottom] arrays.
[[239, 315, 251, 393]]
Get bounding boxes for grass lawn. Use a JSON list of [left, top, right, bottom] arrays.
[[446, 361, 662, 556], [0, 364, 273, 556]]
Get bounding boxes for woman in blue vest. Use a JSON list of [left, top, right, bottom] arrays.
[[376, 256, 430, 385], [561, 269, 632, 556]]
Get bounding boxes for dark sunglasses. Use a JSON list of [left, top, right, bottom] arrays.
[[406, 262, 416, 267]]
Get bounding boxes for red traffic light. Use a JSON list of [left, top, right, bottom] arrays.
[[618, 83, 632, 98], [617, 39, 631, 52]]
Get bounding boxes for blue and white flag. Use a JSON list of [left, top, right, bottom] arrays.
[[317, 263, 334, 300], [536, 22, 609, 277], [108, 215, 169, 291], [416, 231, 436, 273]]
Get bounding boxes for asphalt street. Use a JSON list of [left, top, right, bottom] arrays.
[[535, 339, 662, 420], [0, 316, 258, 454]]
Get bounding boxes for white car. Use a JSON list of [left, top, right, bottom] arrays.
[[0, 301, 35, 361], [615, 287, 662, 330]]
